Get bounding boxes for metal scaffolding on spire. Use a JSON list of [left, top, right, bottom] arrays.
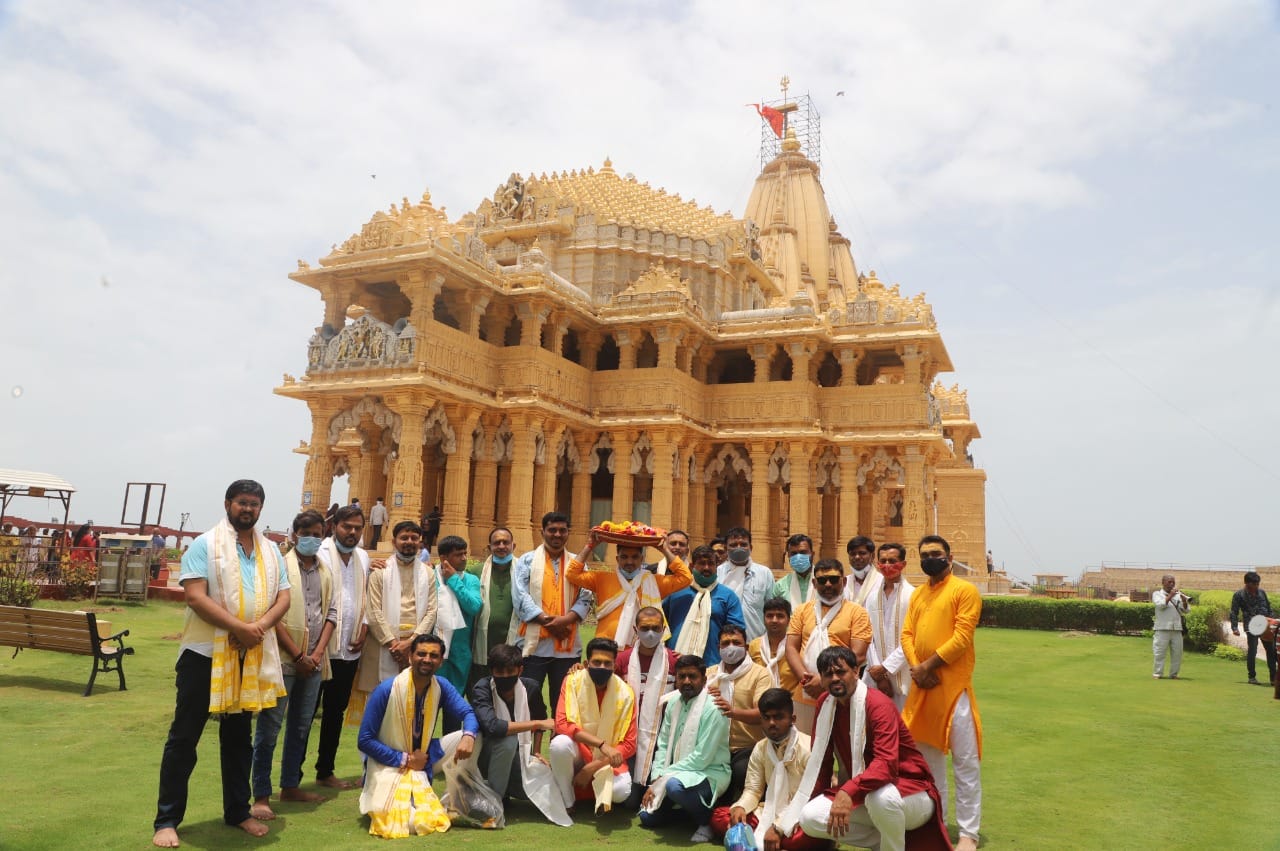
[[758, 76, 821, 170]]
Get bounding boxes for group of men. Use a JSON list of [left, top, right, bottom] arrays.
[[152, 481, 983, 851]]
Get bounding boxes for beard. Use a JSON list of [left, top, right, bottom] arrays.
[[228, 512, 256, 531]]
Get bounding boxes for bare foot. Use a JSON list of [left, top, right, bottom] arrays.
[[317, 775, 355, 789], [956, 836, 979, 851], [249, 800, 276, 820], [280, 788, 327, 803], [236, 817, 270, 838], [152, 827, 180, 848]]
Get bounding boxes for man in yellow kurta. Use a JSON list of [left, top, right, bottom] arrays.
[[567, 531, 691, 647], [784, 559, 871, 735], [901, 534, 982, 851]]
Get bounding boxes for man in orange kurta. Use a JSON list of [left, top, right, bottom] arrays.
[[901, 535, 982, 851], [567, 532, 691, 647]]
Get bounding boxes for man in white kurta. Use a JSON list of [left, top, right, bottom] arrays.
[[1152, 574, 1189, 679], [862, 543, 915, 711]]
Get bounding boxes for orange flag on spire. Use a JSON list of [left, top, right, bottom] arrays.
[[752, 103, 785, 138]]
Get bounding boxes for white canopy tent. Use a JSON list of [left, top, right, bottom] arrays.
[[0, 469, 76, 531]]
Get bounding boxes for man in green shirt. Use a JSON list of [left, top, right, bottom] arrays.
[[467, 526, 517, 689]]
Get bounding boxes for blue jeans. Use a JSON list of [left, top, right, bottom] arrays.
[[251, 669, 323, 798], [638, 777, 714, 828]]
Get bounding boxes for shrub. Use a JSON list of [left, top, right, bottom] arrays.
[[0, 563, 38, 607], [61, 556, 96, 600], [980, 596, 1151, 635], [1183, 600, 1228, 652], [1213, 643, 1246, 662]]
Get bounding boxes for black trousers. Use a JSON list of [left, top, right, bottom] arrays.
[[519, 655, 577, 717], [314, 657, 358, 780], [717, 746, 754, 807], [1245, 633, 1278, 681], [154, 650, 252, 830]]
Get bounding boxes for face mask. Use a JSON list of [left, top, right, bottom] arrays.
[[395, 551, 416, 564], [636, 628, 663, 649], [878, 561, 904, 582], [587, 666, 613, 687], [694, 571, 718, 588], [493, 674, 519, 693], [619, 567, 641, 582], [334, 540, 356, 554], [789, 553, 811, 573], [851, 565, 871, 580], [921, 556, 949, 577], [819, 591, 843, 606], [728, 547, 750, 566], [294, 536, 322, 557], [491, 552, 513, 566], [719, 644, 747, 665]]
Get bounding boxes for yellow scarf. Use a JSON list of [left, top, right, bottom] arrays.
[[283, 549, 333, 681], [562, 668, 635, 812], [360, 669, 450, 838], [208, 519, 286, 714]]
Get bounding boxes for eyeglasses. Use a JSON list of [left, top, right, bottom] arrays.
[[813, 575, 843, 586]]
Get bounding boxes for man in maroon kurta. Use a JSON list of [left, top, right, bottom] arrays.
[[798, 646, 951, 851]]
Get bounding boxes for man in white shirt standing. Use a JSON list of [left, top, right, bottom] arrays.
[[718, 527, 774, 642], [1152, 574, 1189, 679], [862, 543, 915, 711], [313, 504, 369, 789], [368, 497, 389, 550]]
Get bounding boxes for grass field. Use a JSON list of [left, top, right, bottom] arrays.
[[1, 600, 1277, 850]]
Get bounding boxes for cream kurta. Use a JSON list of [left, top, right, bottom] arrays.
[[706, 661, 774, 751], [900, 572, 983, 756], [366, 562, 438, 647], [733, 731, 813, 818]]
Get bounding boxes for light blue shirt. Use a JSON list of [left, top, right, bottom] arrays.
[[717, 560, 774, 641], [512, 548, 593, 659], [178, 529, 290, 657]]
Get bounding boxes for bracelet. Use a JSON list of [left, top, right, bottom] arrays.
[[294, 652, 305, 663]]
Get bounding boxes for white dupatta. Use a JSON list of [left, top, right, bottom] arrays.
[[754, 729, 803, 848], [596, 569, 662, 648], [759, 636, 788, 688], [780, 684, 867, 833], [784, 571, 813, 609], [802, 598, 845, 677], [435, 568, 464, 661], [643, 689, 710, 813], [626, 647, 670, 786], [379, 557, 435, 681], [708, 655, 756, 705], [491, 679, 573, 827], [674, 583, 716, 657], [866, 578, 914, 698]]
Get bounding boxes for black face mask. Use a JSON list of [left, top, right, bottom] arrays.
[[493, 675, 519, 693], [921, 556, 949, 576], [587, 666, 613, 687]]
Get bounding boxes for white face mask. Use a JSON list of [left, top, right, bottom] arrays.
[[851, 566, 871, 580], [719, 644, 747, 666], [636, 628, 663, 649], [819, 591, 843, 606]]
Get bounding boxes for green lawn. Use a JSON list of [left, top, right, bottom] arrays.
[[0, 601, 1276, 850]]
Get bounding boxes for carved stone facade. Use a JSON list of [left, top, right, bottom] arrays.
[[277, 131, 987, 581]]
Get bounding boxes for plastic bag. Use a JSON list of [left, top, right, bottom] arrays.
[[438, 752, 505, 829], [725, 821, 758, 851]]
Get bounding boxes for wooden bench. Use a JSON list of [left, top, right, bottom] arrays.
[[0, 605, 134, 696]]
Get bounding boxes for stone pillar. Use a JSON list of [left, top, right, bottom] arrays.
[[902, 344, 922, 387], [837, 446, 860, 550], [468, 416, 499, 546], [403, 270, 445, 335], [517, 303, 549, 347], [902, 444, 927, 571], [748, 442, 773, 566], [300, 402, 339, 511], [788, 443, 812, 538], [482, 306, 510, 346], [571, 432, 595, 536], [579, 332, 603, 371], [547, 315, 570, 356], [672, 446, 691, 533], [535, 423, 566, 520], [650, 431, 676, 531], [838, 347, 861, 387], [506, 414, 541, 551], [656, 327, 681, 369], [617, 330, 637, 370], [701, 477, 718, 544], [389, 406, 427, 526], [611, 431, 635, 521], [322, 282, 352, 330], [808, 487, 823, 555], [692, 347, 711, 382], [465, 292, 491, 338], [751, 344, 773, 383], [789, 342, 814, 384], [441, 407, 479, 540]]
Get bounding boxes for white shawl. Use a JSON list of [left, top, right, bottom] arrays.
[[596, 569, 662, 648], [708, 655, 756, 706], [802, 598, 845, 678], [783, 571, 813, 609], [781, 683, 867, 831], [760, 636, 788, 688], [435, 568, 464, 661], [674, 583, 716, 657], [491, 679, 573, 827], [755, 729, 803, 848], [644, 689, 711, 813], [626, 647, 671, 786], [865, 579, 914, 698], [379, 557, 436, 681], [324, 538, 368, 656]]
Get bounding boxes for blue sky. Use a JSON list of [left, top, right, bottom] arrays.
[[1, 1, 1277, 579]]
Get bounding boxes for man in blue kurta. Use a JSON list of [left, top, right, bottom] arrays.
[[433, 536, 483, 696], [357, 634, 478, 838], [665, 545, 746, 666], [639, 654, 732, 843]]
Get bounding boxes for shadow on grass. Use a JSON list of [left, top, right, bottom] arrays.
[[0, 673, 98, 695], [158, 818, 285, 849]]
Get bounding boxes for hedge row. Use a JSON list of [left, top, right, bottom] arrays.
[[980, 596, 1227, 652]]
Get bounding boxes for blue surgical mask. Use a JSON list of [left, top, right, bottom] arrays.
[[491, 552, 513, 566], [789, 553, 812, 573], [620, 567, 641, 582], [295, 536, 322, 557], [334, 540, 355, 554]]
